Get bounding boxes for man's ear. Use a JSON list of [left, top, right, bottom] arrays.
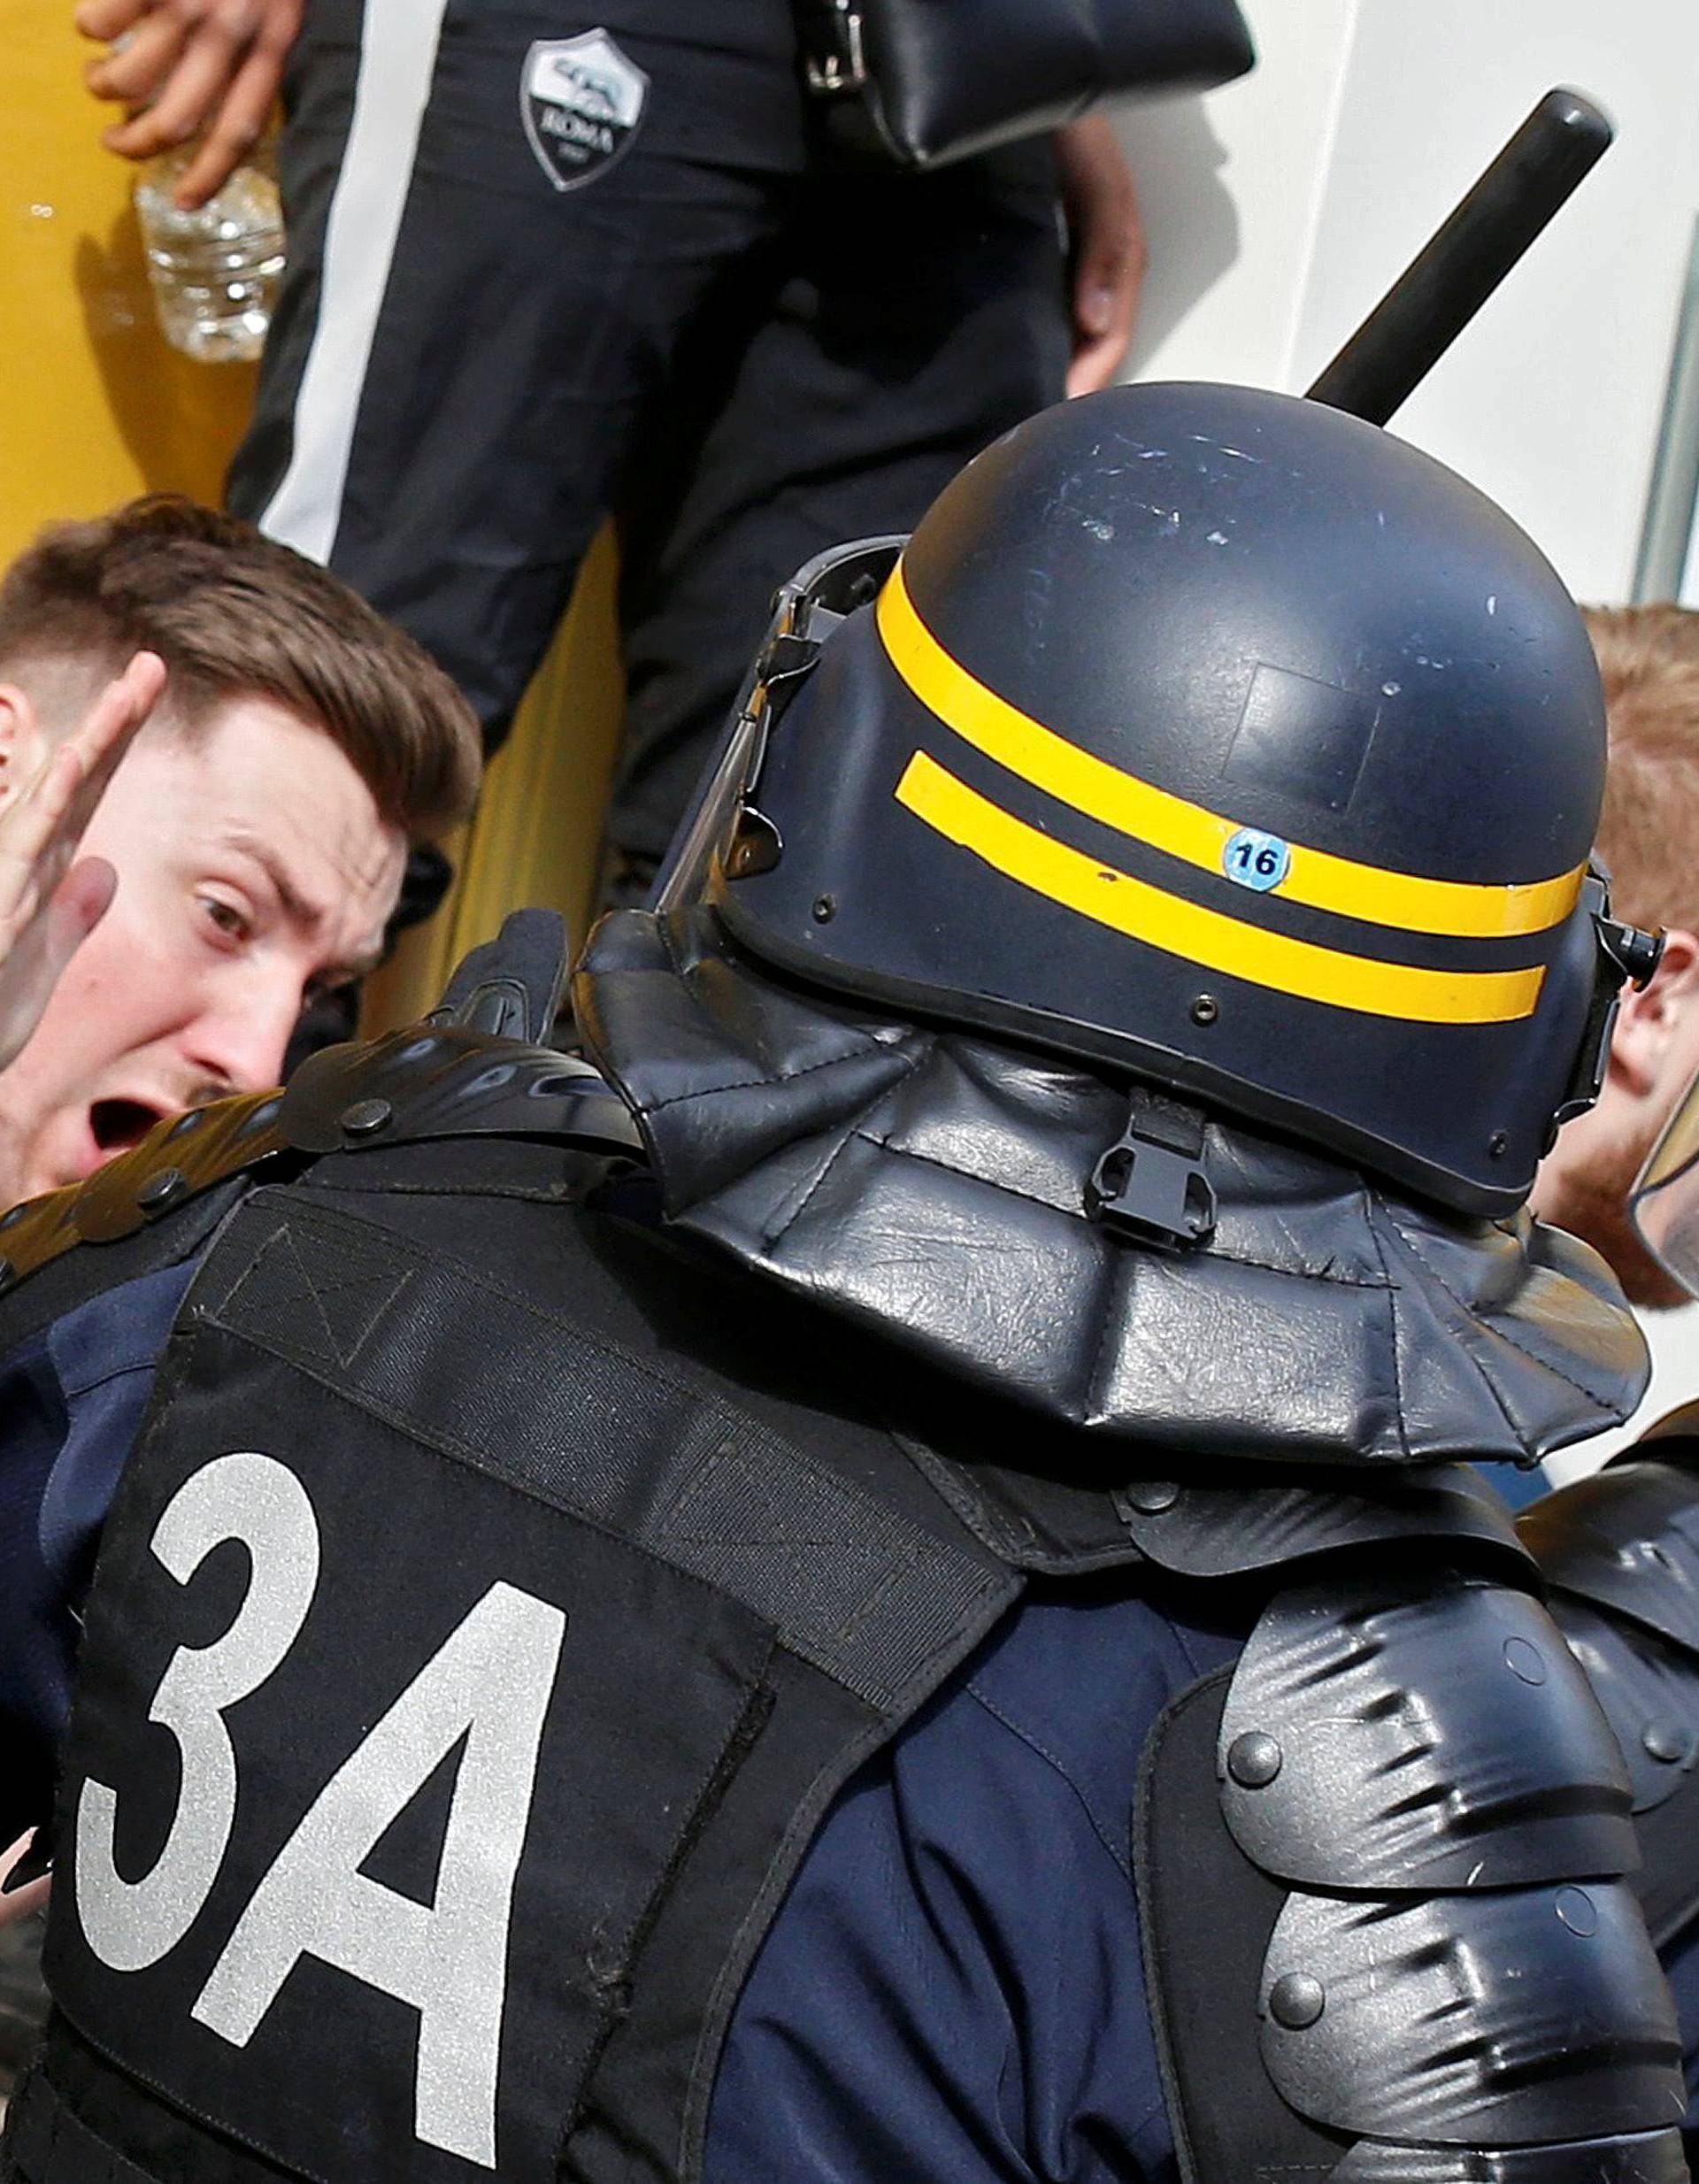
[[0, 683, 50, 814], [1608, 928, 1699, 1100]]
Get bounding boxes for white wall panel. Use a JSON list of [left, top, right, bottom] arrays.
[[1117, 0, 1699, 602], [1117, 0, 1359, 394]]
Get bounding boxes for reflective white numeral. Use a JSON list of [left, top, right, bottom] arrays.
[[193, 1580, 565, 2170], [71, 1450, 565, 2172], [76, 1452, 320, 1973]]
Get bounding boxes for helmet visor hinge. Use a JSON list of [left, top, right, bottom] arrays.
[[1088, 1089, 1219, 1251], [1597, 915, 1665, 991]]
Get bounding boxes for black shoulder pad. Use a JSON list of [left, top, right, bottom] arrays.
[[277, 1027, 642, 1158], [1118, 1459, 1530, 1581], [1328, 2133, 1689, 2183], [1139, 1549, 1686, 2184], [0, 1088, 290, 1296], [1219, 1570, 1637, 1890], [1551, 1598, 1699, 1814], [1519, 1461, 1699, 1653], [1639, 1399, 1699, 1459], [0, 1031, 642, 1304], [1521, 1460, 1699, 1948], [1259, 1878, 1679, 2145]]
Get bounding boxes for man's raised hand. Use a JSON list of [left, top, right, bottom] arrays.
[[0, 1832, 50, 1928], [0, 653, 165, 1077]]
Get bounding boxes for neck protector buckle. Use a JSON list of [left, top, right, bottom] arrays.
[[1088, 1090, 1219, 1251]]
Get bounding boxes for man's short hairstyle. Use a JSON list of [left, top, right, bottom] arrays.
[[0, 496, 481, 838], [1585, 603, 1699, 936]]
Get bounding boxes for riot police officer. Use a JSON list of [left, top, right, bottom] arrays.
[[0, 381, 1693, 2184]]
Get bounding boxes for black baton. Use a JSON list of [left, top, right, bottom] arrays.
[[1306, 87, 1613, 427]]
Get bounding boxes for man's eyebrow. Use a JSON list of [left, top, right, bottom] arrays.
[[218, 830, 330, 934], [218, 828, 387, 984]]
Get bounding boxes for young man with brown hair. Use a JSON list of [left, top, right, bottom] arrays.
[[0, 495, 481, 1211], [1533, 604, 1699, 1307], [0, 494, 480, 2095]]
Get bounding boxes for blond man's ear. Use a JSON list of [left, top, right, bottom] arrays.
[[1608, 929, 1699, 1105]]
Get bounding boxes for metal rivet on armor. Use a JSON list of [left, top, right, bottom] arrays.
[[1226, 1733, 1283, 1788], [1125, 1480, 1180, 1514], [137, 1167, 187, 1213], [168, 1110, 205, 1139], [811, 894, 836, 924], [1642, 1720, 1692, 1766], [0, 1206, 24, 1231], [1268, 1974, 1325, 2029], [0, 1258, 15, 1291], [242, 1096, 283, 1136], [1189, 995, 1219, 1026], [1555, 1886, 1599, 1937], [339, 1097, 394, 1138], [1502, 1636, 1547, 1685], [1488, 1130, 1510, 1158]]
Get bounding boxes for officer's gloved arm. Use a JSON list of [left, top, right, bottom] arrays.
[[425, 907, 570, 1045]]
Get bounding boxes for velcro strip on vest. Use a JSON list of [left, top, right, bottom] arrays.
[[190, 1190, 1009, 1712]]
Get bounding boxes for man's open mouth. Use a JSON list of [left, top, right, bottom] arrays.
[[88, 1098, 169, 1158]]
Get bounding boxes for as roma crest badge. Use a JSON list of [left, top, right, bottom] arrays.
[[521, 30, 650, 192]]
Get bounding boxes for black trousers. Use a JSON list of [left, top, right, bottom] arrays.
[[228, 0, 1070, 893]]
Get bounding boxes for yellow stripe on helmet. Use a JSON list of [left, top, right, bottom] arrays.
[[894, 750, 1546, 1025], [877, 562, 1583, 942]]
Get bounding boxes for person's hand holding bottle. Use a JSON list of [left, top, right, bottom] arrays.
[[75, 0, 303, 211]]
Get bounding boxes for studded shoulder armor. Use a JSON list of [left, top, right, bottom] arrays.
[[1520, 1424, 1699, 1951], [1135, 1464, 1691, 2184]]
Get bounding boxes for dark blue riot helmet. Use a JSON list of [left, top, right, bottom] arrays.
[[660, 381, 1658, 1218]]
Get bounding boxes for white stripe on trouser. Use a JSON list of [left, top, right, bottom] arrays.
[[258, 0, 452, 565]]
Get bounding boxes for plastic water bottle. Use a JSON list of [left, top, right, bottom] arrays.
[[133, 148, 285, 364]]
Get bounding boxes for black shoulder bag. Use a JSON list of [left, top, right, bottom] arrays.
[[796, 0, 1256, 170]]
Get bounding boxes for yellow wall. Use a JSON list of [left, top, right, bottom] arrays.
[[3, 6, 256, 542], [2, 1, 620, 1027], [373, 542, 625, 1025]]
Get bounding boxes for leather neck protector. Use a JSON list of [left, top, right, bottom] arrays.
[[574, 909, 1647, 1469]]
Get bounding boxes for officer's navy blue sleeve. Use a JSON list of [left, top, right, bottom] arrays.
[[0, 1259, 195, 1826], [705, 1582, 1242, 2184]]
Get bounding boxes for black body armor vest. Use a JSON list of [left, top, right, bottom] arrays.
[[0, 914, 1688, 2184]]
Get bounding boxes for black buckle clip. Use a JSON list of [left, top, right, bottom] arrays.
[[1598, 914, 1665, 991], [1088, 1129, 1218, 1251], [803, 0, 867, 94]]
